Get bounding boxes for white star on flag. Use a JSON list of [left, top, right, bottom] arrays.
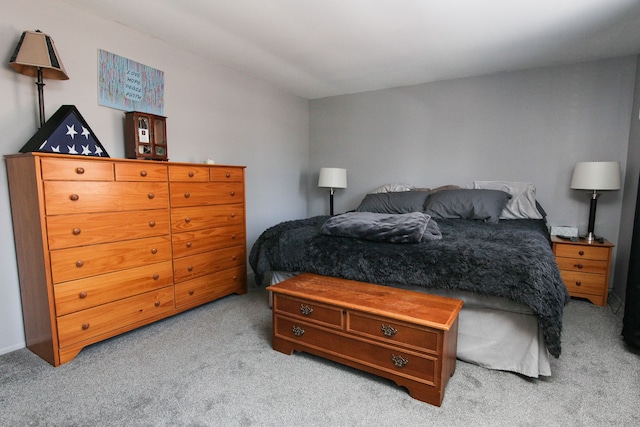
[[66, 124, 78, 139]]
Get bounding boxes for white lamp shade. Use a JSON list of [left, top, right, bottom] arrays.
[[570, 161, 621, 191], [318, 167, 347, 189]]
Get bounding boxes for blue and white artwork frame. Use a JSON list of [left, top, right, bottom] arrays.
[[98, 49, 164, 116]]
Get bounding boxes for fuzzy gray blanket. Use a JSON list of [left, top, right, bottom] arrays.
[[249, 216, 569, 357], [319, 212, 441, 243]]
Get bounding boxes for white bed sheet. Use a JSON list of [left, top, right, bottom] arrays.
[[269, 271, 551, 378]]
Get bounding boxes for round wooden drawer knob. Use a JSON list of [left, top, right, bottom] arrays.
[[185, 217, 191, 223], [149, 221, 156, 227], [579, 250, 584, 256], [230, 191, 235, 196], [184, 192, 190, 198], [186, 242, 192, 248], [226, 173, 231, 178], [70, 194, 79, 201], [75, 167, 85, 174], [153, 274, 160, 280], [73, 228, 81, 235], [189, 290, 195, 295], [151, 248, 158, 254], [576, 281, 582, 287], [82, 323, 90, 330], [187, 266, 193, 272], [140, 170, 148, 177], [189, 171, 195, 177], [148, 193, 155, 199], [230, 213, 236, 218], [231, 234, 237, 240], [575, 263, 583, 269], [154, 301, 161, 307], [76, 260, 84, 268], [79, 291, 87, 299]]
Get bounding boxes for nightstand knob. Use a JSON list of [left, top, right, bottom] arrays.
[[292, 326, 305, 336]]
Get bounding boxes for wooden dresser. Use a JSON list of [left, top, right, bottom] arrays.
[[551, 236, 614, 306], [5, 153, 246, 366], [267, 273, 463, 406]]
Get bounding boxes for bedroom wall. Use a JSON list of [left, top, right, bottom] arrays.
[[0, 0, 309, 355], [308, 57, 636, 293]]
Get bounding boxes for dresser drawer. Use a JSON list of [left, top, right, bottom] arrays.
[[56, 286, 175, 348], [168, 165, 210, 182], [170, 182, 244, 207], [44, 181, 169, 214], [173, 246, 245, 283], [171, 205, 244, 232], [41, 157, 113, 181], [347, 311, 439, 354], [273, 294, 343, 329], [555, 257, 609, 275], [47, 209, 170, 249], [210, 167, 243, 183], [274, 315, 438, 385], [554, 244, 609, 261], [114, 162, 168, 181], [50, 236, 172, 283], [172, 225, 245, 258], [54, 261, 174, 315], [175, 266, 246, 308], [559, 271, 606, 295]]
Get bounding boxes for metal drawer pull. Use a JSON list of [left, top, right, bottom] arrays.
[[300, 304, 314, 315], [292, 326, 305, 336], [381, 324, 398, 337], [391, 354, 408, 368]]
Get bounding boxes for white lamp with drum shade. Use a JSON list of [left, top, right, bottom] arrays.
[[318, 167, 347, 215]]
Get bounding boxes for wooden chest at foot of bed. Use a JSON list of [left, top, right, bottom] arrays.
[[267, 273, 463, 406]]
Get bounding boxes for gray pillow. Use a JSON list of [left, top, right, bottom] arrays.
[[423, 189, 511, 223], [355, 191, 430, 214]]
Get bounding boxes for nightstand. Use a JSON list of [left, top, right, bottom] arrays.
[[551, 236, 614, 306]]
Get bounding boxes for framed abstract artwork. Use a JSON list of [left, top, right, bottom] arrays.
[[20, 105, 109, 157]]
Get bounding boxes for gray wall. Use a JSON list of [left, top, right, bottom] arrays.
[[309, 57, 636, 297], [0, 1, 309, 355]]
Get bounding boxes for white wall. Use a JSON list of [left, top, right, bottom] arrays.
[[309, 57, 636, 291], [0, 0, 309, 355]]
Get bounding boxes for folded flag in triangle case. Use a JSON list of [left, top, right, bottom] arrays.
[[20, 105, 109, 157]]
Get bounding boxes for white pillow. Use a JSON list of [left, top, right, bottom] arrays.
[[473, 181, 543, 220], [369, 183, 414, 193]]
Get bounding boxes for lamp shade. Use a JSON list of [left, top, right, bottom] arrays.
[[9, 30, 69, 80], [318, 167, 347, 189], [570, 161, 621, 191]]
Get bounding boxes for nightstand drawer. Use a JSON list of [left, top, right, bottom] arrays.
[[554, 244, 609, 261], [559, 271, 606, 295], [555, 257, 609, 275]]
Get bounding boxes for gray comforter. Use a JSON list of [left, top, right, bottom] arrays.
[[249, 215, 570, 357]]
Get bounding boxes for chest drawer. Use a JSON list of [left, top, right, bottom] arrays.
[[41, 157, 114, 181], [273, 294, 343, 329], [56, 286, 175, 348], [114, 163, 168, 181], [54, 261, 174, 315], [50, 235, 172, 283], [44, 181, 169, 214], [347, 311, 439, 354], [168, 165, 210, 182], [173, 245, 245, 283], [555, 257, 608, 275], [210, 167, 243, 183], [47, 209, 170, 249], [554, 244, 609, 261], [274, 315, 438, 385], [171, 205, 244, 232], [175, 266, 246, 308], [170, 182, 244, 207], [172, 225, 245, 258]]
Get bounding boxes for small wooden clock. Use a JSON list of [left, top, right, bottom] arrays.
[[124, 111, 168, 161]]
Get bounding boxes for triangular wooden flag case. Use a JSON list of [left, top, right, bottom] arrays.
[[20, 105, 109, 157]]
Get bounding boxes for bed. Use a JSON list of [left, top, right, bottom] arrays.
[[249, 182, 570, 377]]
